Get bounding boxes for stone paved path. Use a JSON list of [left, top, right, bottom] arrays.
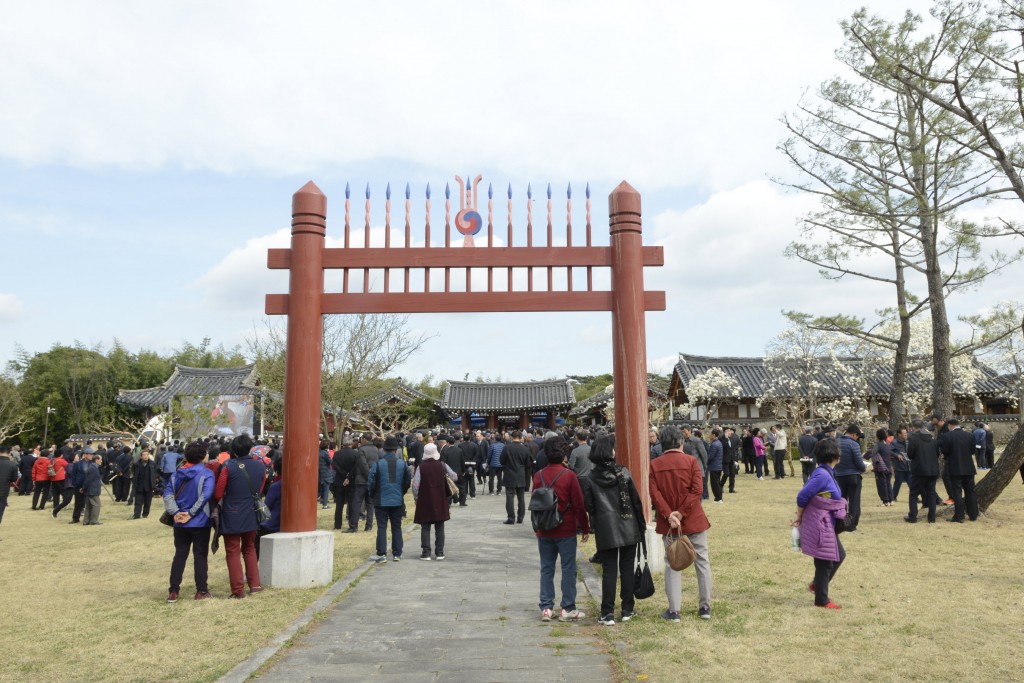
[[252, 490, 613, 683]]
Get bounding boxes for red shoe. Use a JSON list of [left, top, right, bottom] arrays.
[[249, 586, 265, 594], [817, 602, 842, 610], [808, 583, 815, 593], [194, 591, 212, 600], [167, 592, 178, 603]]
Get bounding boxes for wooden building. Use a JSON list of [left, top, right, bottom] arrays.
[[668, 353, 1009, 423], [438, 379, 576, 430], [569, 381, 669, 426]]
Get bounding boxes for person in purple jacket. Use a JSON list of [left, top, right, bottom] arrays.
[[791, 439, 848, 610]]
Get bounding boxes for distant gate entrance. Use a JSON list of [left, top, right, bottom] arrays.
[[266, 177, 664, 535]]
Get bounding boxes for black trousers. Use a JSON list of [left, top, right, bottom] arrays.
[[458, 476, 470, 505], [420, 521, 445, 555], [113, 477, 131, 501], [836, 474, 862, 531], [949, 475, 978, 521], [773, 451, 786, 478], [812, 538, 845, 606], [71, 491, 86, 522], [709, 470, 723, 501], [597, 544, 637, 617], [52, 487, 74, 515], [874, 472, 892, 504], [18, 474, 32, 495], [505, 486, 526, 521], [0, 497, 7, 526], [742, 452, 754, 473], [32, 481, 50, 509], [908, 475, 937, 522], [332, 482, 351, 529], [801, 460, 815, 484], [169, 526, 211, 594], [488, 468, 503, 494], [349, 484, 373, 530], [719, 465, 736, 493], [134, 491, 154, 518]]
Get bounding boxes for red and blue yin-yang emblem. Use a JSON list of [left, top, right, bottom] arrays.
[[455, 209, 483, 236]]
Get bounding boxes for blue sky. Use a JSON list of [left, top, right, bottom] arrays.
[[3, 0, 1019, 384]]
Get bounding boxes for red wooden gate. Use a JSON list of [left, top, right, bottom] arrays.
[[267, 178, 664, 532]]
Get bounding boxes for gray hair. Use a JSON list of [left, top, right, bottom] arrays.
[[659, 425, 683, 451]]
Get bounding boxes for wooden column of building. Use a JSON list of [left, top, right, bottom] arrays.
[[609, 182, 651, 519], [461, 414, 471, 431], [281, 182, 326, 533]]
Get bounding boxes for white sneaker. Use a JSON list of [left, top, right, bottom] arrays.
[[559, 608, 586, 622], [541, 608, 553, 622], [598, 614, 615, 626]]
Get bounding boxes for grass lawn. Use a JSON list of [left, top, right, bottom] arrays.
[[0, 492, 398, 683], [588, 467, 1024, 683]]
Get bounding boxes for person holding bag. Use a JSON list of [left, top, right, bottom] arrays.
[[649, 426, 713, 622], [791, 438, 848, 610], [581, 435, 646, 626], [214, 434, 266, 599], [412, 442, 456, 561]]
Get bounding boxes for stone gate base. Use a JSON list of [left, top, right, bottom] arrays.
[[260, 530, 335, 588]]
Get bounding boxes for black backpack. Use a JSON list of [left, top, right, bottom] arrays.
[[529, 469, 570, 532]]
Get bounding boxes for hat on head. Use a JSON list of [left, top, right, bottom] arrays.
[[423, 443, 440, 460], [383, 436, 402, 451], [845, 424, 864, 438], [437, 433, 454, 443]]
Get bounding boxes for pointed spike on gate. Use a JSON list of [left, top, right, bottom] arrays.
[[426, 183, 431, 199], [507, 183, 512, 199], [405, 183, 410, 200], [488, 183, 493, 199], [609, 181, 642, 222], [345, 182, 351, 199], [546, 183, 552, 199], [386, 182, 391, 200], [586, 183, 591, 199], [365, 183, 371, 199], [567, 183, 572, 199], [527, 183, 532, 199], [445, 182, 450, 199]]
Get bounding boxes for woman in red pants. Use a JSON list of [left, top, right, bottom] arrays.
[[214, 434, 266, 599]]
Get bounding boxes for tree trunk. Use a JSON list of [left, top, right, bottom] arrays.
[[888, 249, 912, 428], [976, 426, 1024, 513], [907, 92, 955, 419]]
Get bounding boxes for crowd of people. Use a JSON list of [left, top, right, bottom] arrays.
[[0, 414, 1019, 622]]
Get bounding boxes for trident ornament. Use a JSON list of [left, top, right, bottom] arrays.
[[454, 174, 483, 247]]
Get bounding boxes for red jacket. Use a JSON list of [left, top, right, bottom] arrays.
[[32, 457, 51, 482], [531, 464, 589, 539], [649, 449, 710, 536], [49, 457, 68, 482]]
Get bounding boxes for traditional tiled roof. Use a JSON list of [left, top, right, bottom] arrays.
[[116, 365, 260, 408], [672, 353, 1005, 400], [569, 381, 669, 417], [440, 379, 576, 413], [353, 380, 435, 411]]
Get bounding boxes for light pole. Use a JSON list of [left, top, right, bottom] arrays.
[[42, 406, 55, 447]]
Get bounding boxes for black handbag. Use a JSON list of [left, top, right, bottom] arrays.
[[633, 537, 656, 600], [239, 462, 272, 525]]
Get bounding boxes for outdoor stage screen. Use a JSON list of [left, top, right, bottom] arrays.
[[178, 394, 256, 440]]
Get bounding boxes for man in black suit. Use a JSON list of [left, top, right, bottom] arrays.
[[718, 427, 737, 493], [906, 419, 940, 523], [458, 433, 480, 504], [938, 418, 979, 522], [332, 437, 360, 531]]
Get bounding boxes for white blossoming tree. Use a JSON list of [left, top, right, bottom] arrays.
[[676, 367, 742, 427]]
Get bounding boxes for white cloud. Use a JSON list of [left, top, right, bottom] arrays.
[[0, 293, 24, 322], [0, 0, 935, 191]]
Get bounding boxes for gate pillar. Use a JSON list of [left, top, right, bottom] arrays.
[[609, 182, 651, 520]]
